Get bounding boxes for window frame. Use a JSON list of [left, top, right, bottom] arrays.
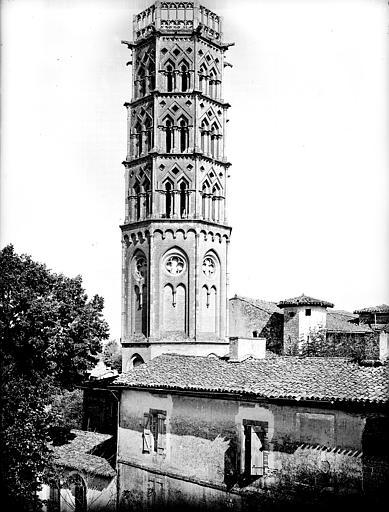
[[143, 409, 167, 455], [242, 419, 269, 477]]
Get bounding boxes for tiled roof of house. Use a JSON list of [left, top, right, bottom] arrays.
[[327, 311, 372, 333], [354, 304, 389, 314], [113, 354, 389, 404], [230, 295, 283, 315], [52, 429, 115, 478], [278, 294, 334, 309]]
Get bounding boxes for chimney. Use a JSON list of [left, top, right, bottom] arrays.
[[379, 330, 389, 362], [229, 337, 266, 362]]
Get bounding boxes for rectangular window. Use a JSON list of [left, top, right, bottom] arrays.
[[143, 409, 167, 454], [296, 412, 335, 446], [305, 308, 311, 316], [243, 420, 269, 476]]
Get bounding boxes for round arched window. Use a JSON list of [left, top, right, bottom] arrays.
[[202, 256, 216, 277], [165, 255, 185, 276]]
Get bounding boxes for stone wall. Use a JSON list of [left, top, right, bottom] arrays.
[[117, 389, 389, 510]]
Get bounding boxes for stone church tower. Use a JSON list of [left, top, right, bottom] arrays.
[[121, 2, 233, 370]]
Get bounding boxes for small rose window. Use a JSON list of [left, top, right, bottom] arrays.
[[202, 257, 216, 277], [165, 255, 185, 275]]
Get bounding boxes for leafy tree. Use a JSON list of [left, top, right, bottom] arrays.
[[102, 338, 122, 372], [0, 245, 109, 510]]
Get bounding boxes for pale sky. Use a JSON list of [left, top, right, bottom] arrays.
[[1, 0, 388, 340]]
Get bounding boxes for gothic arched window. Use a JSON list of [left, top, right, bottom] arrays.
[[211, 123, 219, 158], [209, 68, 217, 98], [134, 181, 141, 220], [179, 181, 188, 218], [143, 177, 151, 218], [201, 180, 209, 219], [165, 181, 172, 218], [165, 119, 173, 153], [200, 119, 209, 154], [212, 184, 220, 221], [131, 354, 144, 368], [135, 120, 142, 157], [179, 118, 189, 152], [199, 64, 208, 95], [145, 117, 152, 152], [138, 66, 146, 97], [181, 64, 190, 91], [166, 64, 174, 92]]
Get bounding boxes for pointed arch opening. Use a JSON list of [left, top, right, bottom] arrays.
[[143, 177, 151, 218], [200, 119, 209, 154], [211, 122, 220, 158], [145, 116, 153, 152], [135, 120, 142, 157], [201, 180, 210, 219], [179, 180, 188, 218], [179, 117, 189, 152], [164, 180, 173, 218], [166, 63, 175, 92], [180, 62, 190, 91], [134, 180, 141, 220], [165, 118, 174, 153]]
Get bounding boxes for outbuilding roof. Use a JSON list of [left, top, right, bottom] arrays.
[[326, 311, 372, 333], [113, 353, 389, 405], [278, 294, 334, 309], [52, 429, 115, 478], [354, 304, 389, 314], [230, 295, 283, 315]]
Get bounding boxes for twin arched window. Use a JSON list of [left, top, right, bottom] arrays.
[[199, 65, 219, 98], [200, 120, 220, 158], [165, 118, 189, 153], [131, 178, 150, 220], [133, 118, 153, 158], [164, 180, 189, 219], [165, 63, 191, 92]]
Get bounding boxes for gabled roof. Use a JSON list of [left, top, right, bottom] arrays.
[[278, 294, 334, 309], [354, 304, 389, 314], [113, 354, 389, 405], [51, 430, 115, 478]]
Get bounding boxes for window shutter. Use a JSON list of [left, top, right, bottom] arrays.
[[250, 426, 264, 476], [143, 413, 151, 453], [157, 414, 167, 454]]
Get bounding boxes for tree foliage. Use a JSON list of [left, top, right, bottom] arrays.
[[102, 339, 122, 372], [0, 245, 109, 509]]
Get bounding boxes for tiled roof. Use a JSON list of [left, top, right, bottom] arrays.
[[52, 430, 115, 478], [354, 304, 389, 314], [231, 295, 283, 315], [327, 311, 372, 333], [113, 354, 389, 404], [278, 294, 334, 309]]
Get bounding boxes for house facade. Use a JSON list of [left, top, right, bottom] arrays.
[[112, 352, 389, 511]]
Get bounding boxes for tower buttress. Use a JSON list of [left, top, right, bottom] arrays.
[[120, 2, 233, 370]]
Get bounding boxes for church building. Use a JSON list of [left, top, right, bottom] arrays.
[[120, 1, 233, 371]]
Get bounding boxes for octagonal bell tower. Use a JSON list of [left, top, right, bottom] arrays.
[[121, 1, 233, 370]]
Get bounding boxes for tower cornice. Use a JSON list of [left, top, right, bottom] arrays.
[[122, 152, 232, 169], [120, 219, 232, 238], [124, 91, 230, 110], [122, 32, 234, 52]]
